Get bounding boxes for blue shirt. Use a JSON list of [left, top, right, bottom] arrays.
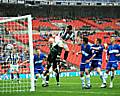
[[81, 44, 92, 64], [34, 53, 46, 67], [117, 44, 120, 62], [91, 44, 103, 61], [107, 44, 120, 62]]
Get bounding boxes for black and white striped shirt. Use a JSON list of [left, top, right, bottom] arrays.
[[6, 53, 19, 65], [58, 30, 75, 42]]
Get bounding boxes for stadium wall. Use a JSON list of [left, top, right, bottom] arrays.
[[0, 4, 120, 18]]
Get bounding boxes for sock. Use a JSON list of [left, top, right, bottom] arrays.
[[80, 77, 85, 87], [46, 75, 49, 84], [35, 75, 39, 81], [11, 73, 14, 80], [46, 81, 49, 84], [56, 73, 59, 83], [64, 51, 69, 60], [104, 72, 108, 81], [100, 72, 106, 84], [110, 75, 114, 82], [41, 74, 46, 84], [17, 73, 19, 80], [86, 75, 90, 87]]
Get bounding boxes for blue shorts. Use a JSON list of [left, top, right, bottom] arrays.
[[80, 62, 91, 72], [106, 61, 118, 70], [34, 65, 44, 74], [91, 60, 102, 69]]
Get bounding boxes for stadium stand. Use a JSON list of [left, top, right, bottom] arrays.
[[1, 17, 120, 72]]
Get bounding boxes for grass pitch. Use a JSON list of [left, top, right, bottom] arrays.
[[0, 75, 120, 96]]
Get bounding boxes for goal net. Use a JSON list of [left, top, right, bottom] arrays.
[[0, 15, 35, 92]]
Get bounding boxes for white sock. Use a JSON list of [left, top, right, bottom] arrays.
[[41, 74, 46, 84], [80, 77, 85, 87], [110, 74, 114, 82], [100, 72, 106, 84], [46, 81, 49, 84], [104, 73, 108, 81], [86, 75, 90, 86]]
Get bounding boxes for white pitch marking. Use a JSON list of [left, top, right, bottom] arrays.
[[38, 90, 120, 95]]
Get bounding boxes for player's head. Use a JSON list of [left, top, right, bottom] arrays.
[[49, 33, 52, 37], [95, 38, 102, 44], [66, 25, 72, 32], [36, 49, 41, 55], [12, 48, 16, 53], [110, 37, 115, 44], [83, 37, 88, 44]]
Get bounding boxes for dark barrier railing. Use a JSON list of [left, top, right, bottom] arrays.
[[0, 4, 120, 18]]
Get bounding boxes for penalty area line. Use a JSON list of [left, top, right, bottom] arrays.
[[38, 90, 120, 95]]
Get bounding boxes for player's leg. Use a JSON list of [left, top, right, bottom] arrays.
[[43, 53, 53, 87], [54, 68, 60, 86], [104, 62, 111, 82], [45, 74, 49, 86], [39, 65, 46, 87], [53, 60, 60, 86], [17, 72, 20, 80], [95, 61, 106, 88], [34, 68, 39, 81], [85, 63, 91, 89], [101, 62, 111, 88], [57, 46, 63, 58], [63, 44, 69, 64], [34, 65, 42, 88], [11, 72, 14, 81], [109, 68, 115, 88], [89, 61, 95, 87], [35, 72, 38, 80], [10, 64, 14, 81], [3, 63, 9, 80], [43, 63, 51, 87], [56, 46, 63, 68], [96, 67, 107, 88], [15, 65, 20, 83], [34, 73, 39, 88], [80, 64, 85, 89], [109, 62, 118, 88]]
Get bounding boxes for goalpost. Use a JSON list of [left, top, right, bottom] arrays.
[[0, 15, 35, 92]]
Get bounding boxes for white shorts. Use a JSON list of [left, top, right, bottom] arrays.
[[54, 36, 69, 50], [58, 41, 69, 50]]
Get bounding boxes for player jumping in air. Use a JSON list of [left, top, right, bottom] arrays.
[[104, 37, 120, 88], [58, 25, 75, 64], [43, 34, 63, 87]]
